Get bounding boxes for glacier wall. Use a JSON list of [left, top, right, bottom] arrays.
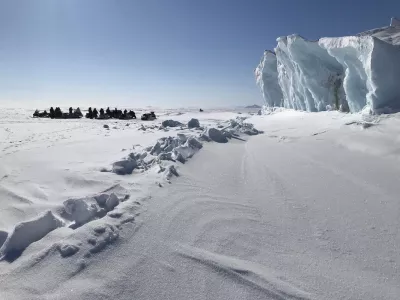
[[256, 20, 400, 113], [320, 36, 400, 113], [255, 51, 283, 107]]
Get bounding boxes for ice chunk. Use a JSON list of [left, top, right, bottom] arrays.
[[205, 128, 228, 143], [0, 211, 63, 260], [94, 193, 109, 207], [162, 120, 182, 127], [391, 17, 400, 27], [105, 193, 119, 211], [0, 230, 7, 248], [112, 159, 137, 175], [150, 141, 162, 156], [63, 198, 98, 225], [188, 118, 200, 128], [58, 243, 80, 258]]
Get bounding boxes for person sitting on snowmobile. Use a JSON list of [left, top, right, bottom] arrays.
[[49, 107, 55, 118], [86, 107, 93, 119], [93, 108, 98, 119], [128, 110, 136, 119]]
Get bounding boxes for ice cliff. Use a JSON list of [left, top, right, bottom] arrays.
[[255, 18, 400, 113]]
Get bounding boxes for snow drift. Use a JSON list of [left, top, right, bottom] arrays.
[[256, 18, 400, 113]]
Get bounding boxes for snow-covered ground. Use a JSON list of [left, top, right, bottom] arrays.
[[0, 108, 399, 299]]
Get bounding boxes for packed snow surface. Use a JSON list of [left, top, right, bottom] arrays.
[[255, 18, 400, 113], [0, 107, 399, 299]]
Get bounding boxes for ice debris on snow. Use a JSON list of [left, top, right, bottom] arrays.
[[255, 18, 400, 113], [109, 117, 262, 182], [110, 133, 204, 177], [0, 211, 63, 260]]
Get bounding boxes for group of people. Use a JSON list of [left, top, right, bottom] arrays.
[[33, 106, 160, 121], [33, 107, 83, 119], [85, 107, 138, 120]]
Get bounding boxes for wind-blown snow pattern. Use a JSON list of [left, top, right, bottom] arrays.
[[256, 18, 400, 113]]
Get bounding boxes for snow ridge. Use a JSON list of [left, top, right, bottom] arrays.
[[256, 18, 400, 113]]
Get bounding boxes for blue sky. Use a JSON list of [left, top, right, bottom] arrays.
[[0, 0, 399, 108]]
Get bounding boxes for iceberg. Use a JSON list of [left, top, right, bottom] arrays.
[[256, 18, 400, 113]]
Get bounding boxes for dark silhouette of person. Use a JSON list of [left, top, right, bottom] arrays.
[[49, 107, 55, 118], [99, 108, 104, 117], [150, 111, 156, 119], [106, 107, 111, 117], [87, 107, 93, 119], [93, 108, 98, 119], [55, 107, 62, 118], [75, 107, 82, 117], [69, 107, 73, 115]]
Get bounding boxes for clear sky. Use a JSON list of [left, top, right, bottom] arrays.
[[0, 0, 399, 108]]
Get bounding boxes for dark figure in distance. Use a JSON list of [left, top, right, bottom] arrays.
[[129, 110, 136, 119], [49, 107, 55, 119], [93, 108, 98, 119], [75, 107, 83, 117], [55, 107, 62, 118], [87, 107, 93, 119], [69, 107, 73, 115]]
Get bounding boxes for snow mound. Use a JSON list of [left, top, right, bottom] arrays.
[[0, 211, 63, 261], [256, 18, 400, 113]]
